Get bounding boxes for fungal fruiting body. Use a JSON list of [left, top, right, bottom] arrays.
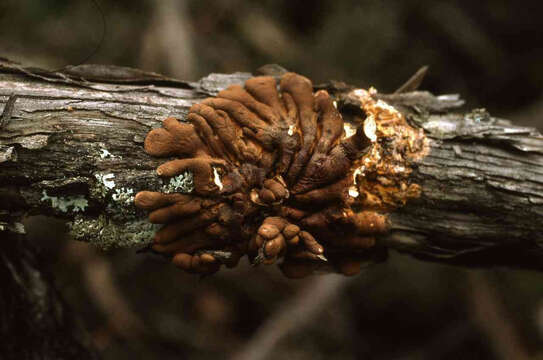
[[135, 73, 427, 278]]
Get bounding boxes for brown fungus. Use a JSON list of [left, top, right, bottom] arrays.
[[135, 73, 427, 277]]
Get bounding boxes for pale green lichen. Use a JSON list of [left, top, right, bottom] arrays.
[[69, 215, 160, 249], [41, 190, 88, 213], [99, 173, 116, 189], [92, 173, 116, 199], [109, 187, 137, 219], [112, 187, 134, 204], [99, 148, 121, 159], [161, 171, 194, 194], [89, 143, 121, 162], [74, 169, 193, 248]]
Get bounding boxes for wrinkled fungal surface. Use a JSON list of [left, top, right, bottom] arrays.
[[135, 73, 427, 278]]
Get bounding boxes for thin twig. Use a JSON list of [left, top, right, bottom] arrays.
[[230, 276, 354, 360]]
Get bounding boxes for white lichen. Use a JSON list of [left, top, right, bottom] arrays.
[[41, 190, 88, 213], [112, 187, 134, 204], [108, 187, 137, 219], [99, 148, 120, 159], [162, 171, 194, 194], [95, 173, 115, 189], [91, 173, 118, 199]]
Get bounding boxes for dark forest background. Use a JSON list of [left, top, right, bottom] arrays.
[[1, 1, 543, 359]]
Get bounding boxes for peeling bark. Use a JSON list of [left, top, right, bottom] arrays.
[[0, 59, 542, 270]]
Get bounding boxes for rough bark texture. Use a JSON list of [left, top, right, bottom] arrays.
[[384, 109, 543, 269], [1, 59, 542, 270]]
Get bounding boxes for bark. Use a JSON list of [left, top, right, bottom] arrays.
[[0, 59, 542, 270]]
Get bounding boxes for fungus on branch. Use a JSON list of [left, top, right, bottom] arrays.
[[135, 73, 428, 277]]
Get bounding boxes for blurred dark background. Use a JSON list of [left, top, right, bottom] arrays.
[[2, 0, 543, 359]]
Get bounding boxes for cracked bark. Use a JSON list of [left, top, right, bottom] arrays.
[[0, 59, 542, 270]]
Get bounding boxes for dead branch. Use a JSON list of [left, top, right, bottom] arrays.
[[1, 59, 542, 271]]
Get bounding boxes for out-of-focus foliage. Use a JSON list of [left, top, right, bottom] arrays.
[[4, 0, 543, 359]]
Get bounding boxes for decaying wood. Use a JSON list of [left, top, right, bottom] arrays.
[[0, 59, 542, 270]]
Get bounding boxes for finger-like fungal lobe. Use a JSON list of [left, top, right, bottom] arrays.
[[135, 73, 428, 278]]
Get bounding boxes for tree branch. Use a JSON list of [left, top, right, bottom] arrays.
[[1, 59, 542, 270]]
